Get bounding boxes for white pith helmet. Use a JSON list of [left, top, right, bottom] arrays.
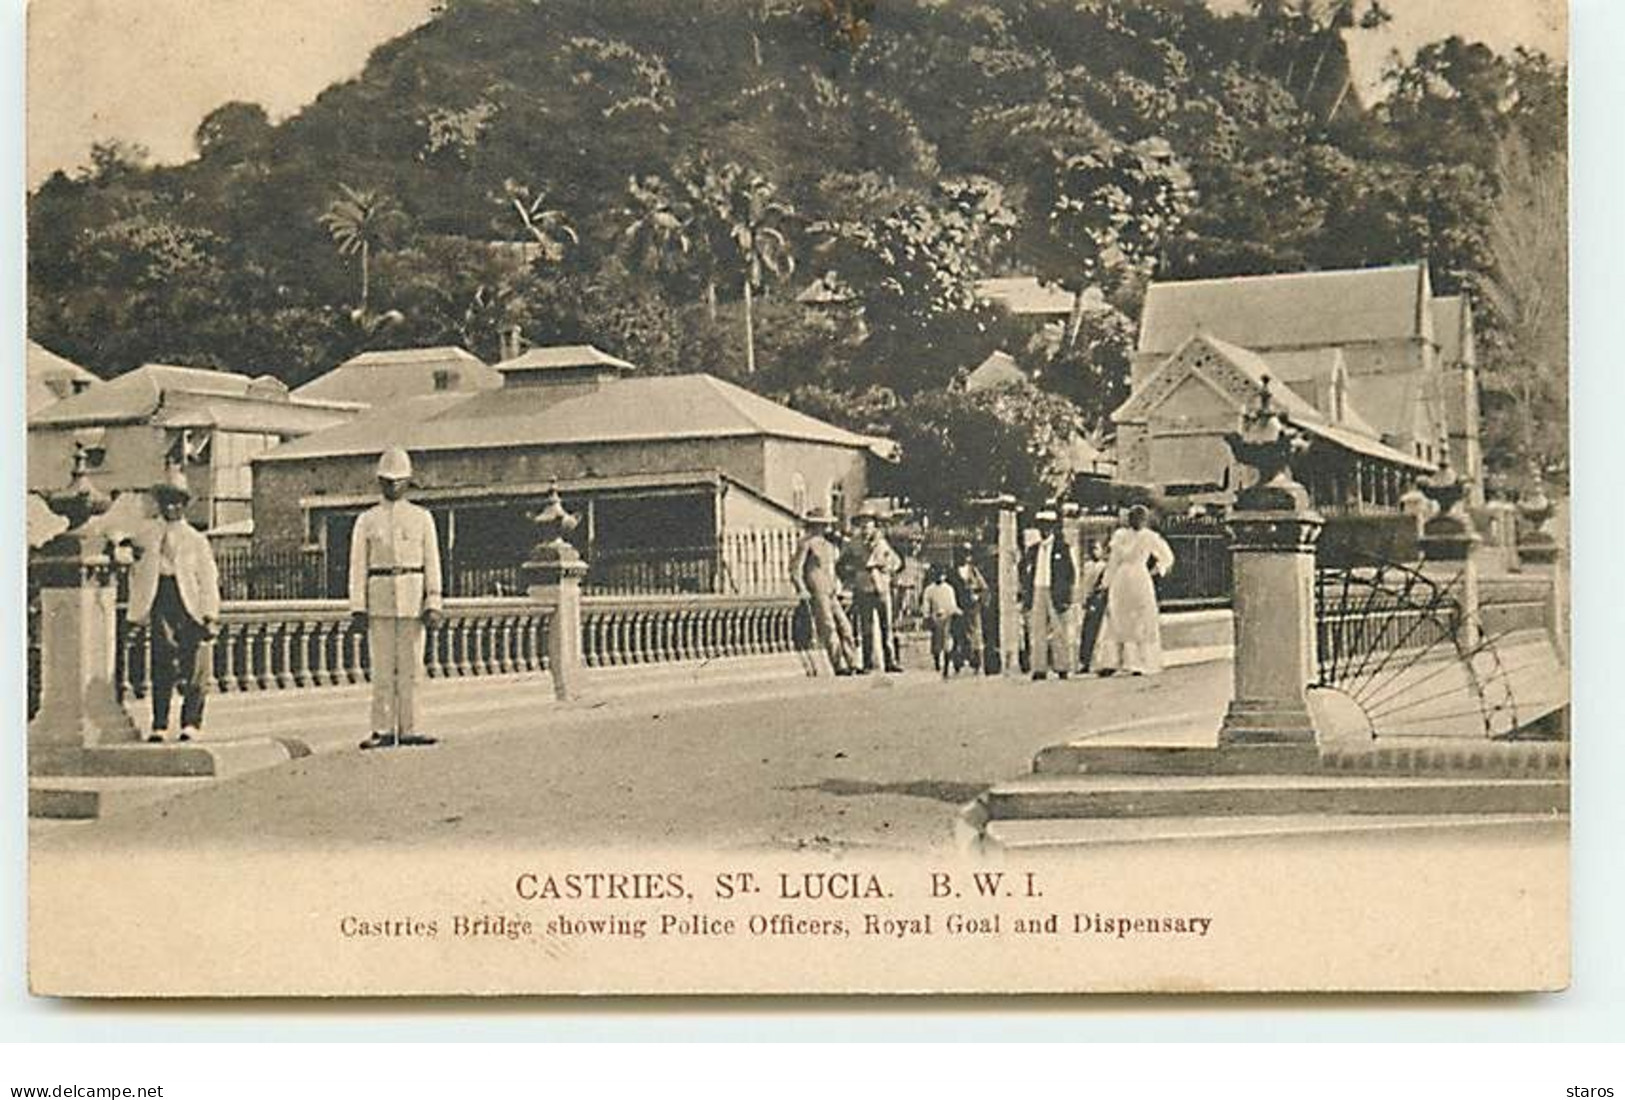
[[376, 446, 413, 481]]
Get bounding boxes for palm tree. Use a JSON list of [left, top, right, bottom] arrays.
[[620, 174, 693, 278], [499, 180, 578, 263], [717, 170, 796, 375], [318, 184, 408, 312]]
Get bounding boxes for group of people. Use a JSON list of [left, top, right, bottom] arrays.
[[1019, 504, 1175, 680], [793, 507, 914, 676], [793, 500, 1174, 682], [125, 446, 444, 752]]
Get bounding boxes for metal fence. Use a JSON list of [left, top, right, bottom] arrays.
[[212, 536, 798, 601], [1155, 517, 1233, 607]]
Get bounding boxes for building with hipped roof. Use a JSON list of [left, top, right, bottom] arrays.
[[293, 345, 502, 407], [252, 345, 895, 596], [1116, 262, 1483, 511], [28, 363, 360, 538]]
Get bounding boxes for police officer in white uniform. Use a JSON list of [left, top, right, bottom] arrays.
[[349, 447, 443, 749]]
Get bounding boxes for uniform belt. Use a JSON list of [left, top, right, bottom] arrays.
[[369, 567, 424, 576]]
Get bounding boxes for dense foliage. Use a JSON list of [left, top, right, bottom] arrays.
[[27, 0, 1568, 500]]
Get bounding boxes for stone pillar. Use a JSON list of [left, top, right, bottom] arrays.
[[1417, 459, 1482, 651], [1219, 380, 1324, 746], [1219, 510, 1325, 745], [994, 501, 1022, 678], [523, 488, 590, 702], [30, 531, 140, 765], [28, 454, 141, 773]]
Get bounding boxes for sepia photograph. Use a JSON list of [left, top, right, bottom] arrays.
[[21, 0, 1571, 996]]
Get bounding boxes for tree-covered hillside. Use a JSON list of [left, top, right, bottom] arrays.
[[27, 0, 1567, 489]]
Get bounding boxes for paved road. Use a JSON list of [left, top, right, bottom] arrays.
[[33, 662, 1232, 854]]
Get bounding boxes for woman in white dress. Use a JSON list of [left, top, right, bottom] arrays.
[[1092, 505, 1175, 676]]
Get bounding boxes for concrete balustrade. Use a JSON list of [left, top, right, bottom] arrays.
[[105, 592, 796, 703]]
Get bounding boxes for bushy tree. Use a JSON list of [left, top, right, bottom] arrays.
[[888, 382, 1087, 517]]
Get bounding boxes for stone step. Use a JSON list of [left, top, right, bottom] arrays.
[[1034, 738, 1570, 778], [978, 811, 1569, 851], [1319, 738, 1569, 776], [30, 738, 309, 780], [29, 776, 213, 820], [1034, 742, 1320, 776], [979, 773, 1570, 822]]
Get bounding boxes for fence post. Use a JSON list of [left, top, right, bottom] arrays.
[[524, 488, 589, 702], [970, 495, 1021, 677], [1218, 386, 1325, 746], [28, 477, 141, 772]]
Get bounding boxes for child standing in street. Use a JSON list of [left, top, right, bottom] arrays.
[[921, 565, 961, 678]]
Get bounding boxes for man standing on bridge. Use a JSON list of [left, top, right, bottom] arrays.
[[350, 447, 443, 750], [128, 468, 221, 742]]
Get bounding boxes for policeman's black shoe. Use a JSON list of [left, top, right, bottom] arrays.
[[359, 733, 398, 751], [398, 733, 439, 747], [1057, 671, 1069, 681], [1031, 671, 1048, 682], [1096, 669, 1117, 678], [885, 664, 904, 674], [146, 732, 166, 744]]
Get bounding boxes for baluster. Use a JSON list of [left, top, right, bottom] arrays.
[[343, 619, 360, 684], [291, 621, 312, 688], [248, 622, 269, 691], [309, 619, 331, 686], [497, 615, 515, 674], [211, 623, 231, 693], [451, 615, 470, 677], [471, 616, 490, 676], [612, 610, 630, 666], [232, 621, 253, 691], [658, 610, 675, 663], [636, 611, 653, 664], [588, 604, 607, 666], [702, 604, 721, 656], [537, 609, 553, 671], [273, 623, 293, 689]]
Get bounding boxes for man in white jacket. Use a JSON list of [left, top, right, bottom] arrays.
[[127, 469, 221, 742], [349, 447, 444, 750]]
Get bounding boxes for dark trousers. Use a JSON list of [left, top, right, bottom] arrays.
[[1078, 593, 1107, 671], [150, 577, 212, 730]]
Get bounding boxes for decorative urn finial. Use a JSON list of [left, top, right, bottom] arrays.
[[532, 482, 580, 550], [1417, 444, 1468, 520], [1224, 376, 1311, 511], [44, 441, 112, 532]]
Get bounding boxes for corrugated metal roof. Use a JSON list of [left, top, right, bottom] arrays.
[[258, 374, 879, 462], [340, 346, 485, 367], [295, 345, 502, 404], [30, 363, 353, 429], [1138, 263, 1428, 355]]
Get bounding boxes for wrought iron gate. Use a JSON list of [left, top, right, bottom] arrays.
[[1313, 553, 1520, 739]]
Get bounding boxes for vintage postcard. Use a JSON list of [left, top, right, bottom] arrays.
[[24, 0, 1569, 996]]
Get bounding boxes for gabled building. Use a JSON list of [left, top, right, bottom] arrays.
[[28, 364, 359, 536], [26, 340, 99, 418], [252, 346, 893, 596], [1114, 333, 1432, 511], [293, 345, 503, 407], [1119, 263, 1483, 507]]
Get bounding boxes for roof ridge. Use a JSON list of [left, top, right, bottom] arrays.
[[1148, 262, 1425, 291]]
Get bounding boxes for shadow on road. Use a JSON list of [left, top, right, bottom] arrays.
[[786, 778, 988, 804]]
